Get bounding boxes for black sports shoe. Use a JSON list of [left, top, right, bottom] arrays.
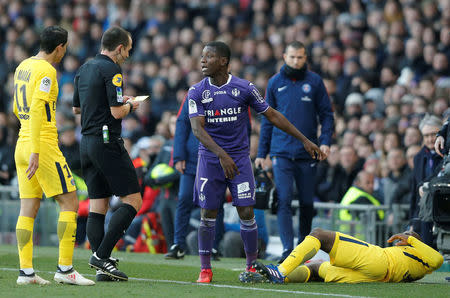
[[96, 270, 120, 282], [164, 244, 185, 259], [89, 253, 128, 281], [211, 248, 221, 261]]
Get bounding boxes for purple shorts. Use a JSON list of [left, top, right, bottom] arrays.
[[193, 154, 256, 210]]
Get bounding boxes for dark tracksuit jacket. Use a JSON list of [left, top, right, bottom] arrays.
[[173, 96, 199, 176], [257, 66, 334, 160], [256, 65, 334, 247]]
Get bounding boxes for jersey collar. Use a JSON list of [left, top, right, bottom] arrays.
[[97, 54, 115, 63], [208, 74, 232, 89]]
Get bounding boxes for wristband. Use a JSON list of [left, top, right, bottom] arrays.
[[127, 101, 133, 114]]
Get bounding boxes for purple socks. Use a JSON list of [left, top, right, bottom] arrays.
[[198, 218, 216, 270], [240, 218, 258, 269]]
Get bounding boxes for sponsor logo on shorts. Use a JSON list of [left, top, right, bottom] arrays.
[[237, 182, 252, 199], [238, 182, 250, 193], [199, 193, 205, 201]]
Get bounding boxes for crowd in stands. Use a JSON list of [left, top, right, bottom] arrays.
[[0, 0, 449, 253]]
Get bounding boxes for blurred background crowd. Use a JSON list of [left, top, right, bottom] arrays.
[[0, 0, 449, 254]]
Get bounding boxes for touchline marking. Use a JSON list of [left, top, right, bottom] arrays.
[[1, 267, 368, 297]]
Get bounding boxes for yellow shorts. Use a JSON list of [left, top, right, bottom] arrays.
[[324, 232, 388, 283], [15, 139, 76, 198]]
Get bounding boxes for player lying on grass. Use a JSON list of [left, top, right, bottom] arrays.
[[240, 228, 443, 283]]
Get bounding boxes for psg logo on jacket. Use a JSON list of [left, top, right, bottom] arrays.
[[302, 84, 311, 93]]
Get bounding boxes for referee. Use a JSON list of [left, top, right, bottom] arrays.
[[73, 26, 142, 281]]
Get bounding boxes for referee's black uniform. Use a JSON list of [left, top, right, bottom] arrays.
[[73, 54, 140, 198]]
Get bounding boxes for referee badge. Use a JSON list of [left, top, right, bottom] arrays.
[[116, 87, 123, 103], [112, 74, 123, 87]]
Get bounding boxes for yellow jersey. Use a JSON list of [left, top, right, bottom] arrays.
[[13, 57, 59, 152], [384, 236, 444, 282]]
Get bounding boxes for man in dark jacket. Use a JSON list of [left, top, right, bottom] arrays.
[[435, 116, 449, 157], [256, 41, 334, 262], [410, 115, 442, 247]]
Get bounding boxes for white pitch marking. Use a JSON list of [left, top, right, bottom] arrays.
[[0, 267, 369, 297]]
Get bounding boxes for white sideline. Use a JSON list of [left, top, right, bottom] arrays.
[[0, 267, 368, 297]]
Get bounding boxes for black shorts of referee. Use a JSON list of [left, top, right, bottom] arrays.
[[80, 134, 140, 199]]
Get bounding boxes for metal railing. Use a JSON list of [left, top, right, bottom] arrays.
[[270, 201, 412, 247], [313, 202, 410, 246], [1, 183, 412, 248]]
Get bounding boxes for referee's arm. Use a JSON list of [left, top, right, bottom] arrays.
[[110, 99, 138, 119]]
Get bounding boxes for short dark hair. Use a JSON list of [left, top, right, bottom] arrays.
[[101, 26, 131, 51], [206, 41, 231, 65], [40, 26, 68, 54], [286, 41, 306, 52]]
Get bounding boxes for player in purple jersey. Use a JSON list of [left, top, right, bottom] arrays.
[[188, 41, 325, 283]]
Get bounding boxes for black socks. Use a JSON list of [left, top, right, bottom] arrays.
[[96, 204, 137, 259]]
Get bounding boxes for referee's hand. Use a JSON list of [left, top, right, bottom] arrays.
[[124, 96, 140, 112], [26, 152, 39, 180]]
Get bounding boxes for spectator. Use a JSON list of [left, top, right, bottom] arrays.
[[409, 114, 443, 247], [403, 126, 422, 147], [336, 145, 364, 199], [339, 171, 384, 234], [315, 144, 343, 203], [435, 116, 450, 157], [383, 148, 412, 229]]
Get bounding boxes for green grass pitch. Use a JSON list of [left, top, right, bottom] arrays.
[[0, 245, 448, 297]]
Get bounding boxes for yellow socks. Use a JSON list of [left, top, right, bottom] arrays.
[[318, 261, 331, 280], [57, 211, 77, 267], [16, 216, 35, 270], [278, 235, 321, 276], [285, 265, 311, 283]]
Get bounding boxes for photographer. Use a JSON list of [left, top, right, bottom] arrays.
[[435, 117, 449, 157]]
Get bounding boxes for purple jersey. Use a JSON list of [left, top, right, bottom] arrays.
[[188, 75, 269, 157]]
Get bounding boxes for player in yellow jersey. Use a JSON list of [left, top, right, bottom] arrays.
[[13, 26, 94, 286], [243, 228, 443, 284]]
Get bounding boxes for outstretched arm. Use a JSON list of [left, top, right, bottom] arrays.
[[262, 107, 325, 160], [387, 232, 444, 271], [190, 116, 239, 179]]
